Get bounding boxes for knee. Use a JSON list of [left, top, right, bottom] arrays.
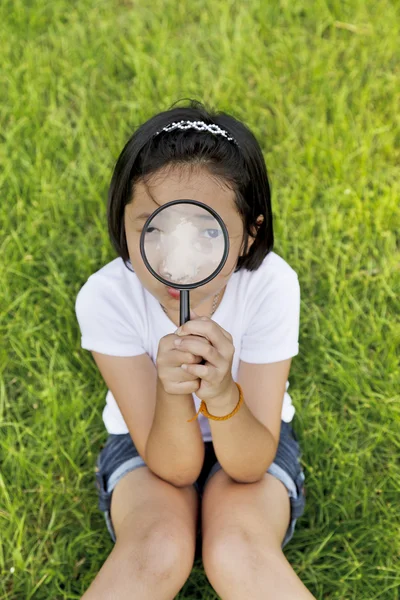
[[203, 526, 268, 580], [120, 518, 196, 579]]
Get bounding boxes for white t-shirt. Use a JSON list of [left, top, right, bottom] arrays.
[[75, 251, 300, 442]]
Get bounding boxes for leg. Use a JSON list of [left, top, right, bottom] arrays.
[[81, 466, 199, 600], [201, 469, 316, 600]]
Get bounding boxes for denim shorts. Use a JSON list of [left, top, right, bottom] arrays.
[[95, 420, 306, 559]]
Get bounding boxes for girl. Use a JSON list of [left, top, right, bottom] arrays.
[[75, 100, 315, 599]]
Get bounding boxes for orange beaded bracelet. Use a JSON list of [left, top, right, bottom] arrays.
[[187, 382, 243, 422]]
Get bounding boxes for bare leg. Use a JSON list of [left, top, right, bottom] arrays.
[[81, 533, 192, 600], [202, 470, 316, 599], [205, 544, 316, 600], [81, 467, 199, 600]]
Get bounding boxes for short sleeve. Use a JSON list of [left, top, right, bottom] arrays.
[[75, 276, 146, 357], [240, 272, 300, 363]]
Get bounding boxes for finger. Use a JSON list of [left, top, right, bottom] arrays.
[[171, 333, 212, 350], [173, 333, 212, 344], [165, 364, 199, 383], [175, 338, 223, 370], [181, 362, 218, 382], [172, 336, 206, 362], [176, 319, 233, 359], [188, 317, 233, 342], [163, 379, 200, 395], [178, 367, 201, 382], [173, 347, 204, 365]]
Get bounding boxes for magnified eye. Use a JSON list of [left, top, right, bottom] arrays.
[[202, 229, 222, 239], [145, 227, 160, 234]]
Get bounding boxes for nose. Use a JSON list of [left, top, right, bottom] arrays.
[[158, 263, 173, 280]]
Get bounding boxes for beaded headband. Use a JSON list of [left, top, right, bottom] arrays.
[[154, 119, 240, 148]]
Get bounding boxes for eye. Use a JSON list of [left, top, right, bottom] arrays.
[[202, 229, 222, 239]]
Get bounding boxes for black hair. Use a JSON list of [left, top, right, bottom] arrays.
[[107, 98, 274, 273]]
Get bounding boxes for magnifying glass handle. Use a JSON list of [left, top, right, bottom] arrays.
[[180, 290, 206, 366], [179, 289, 190, 326]]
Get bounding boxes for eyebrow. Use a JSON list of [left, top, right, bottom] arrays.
[[135, 212, 217, 221]]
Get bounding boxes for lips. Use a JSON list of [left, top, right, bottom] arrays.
[[166, 287, 180, 299]]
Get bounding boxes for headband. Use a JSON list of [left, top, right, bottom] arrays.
[[154, 119, 240, 148]]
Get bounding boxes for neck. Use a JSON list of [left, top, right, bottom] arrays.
[[160, 287, 224, 321]]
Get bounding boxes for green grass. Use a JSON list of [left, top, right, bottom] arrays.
[[1, 0, 399, 597]]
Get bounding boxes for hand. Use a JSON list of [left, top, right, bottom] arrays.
[[174, 310, 235, 404], [156, 322, 213, 396]]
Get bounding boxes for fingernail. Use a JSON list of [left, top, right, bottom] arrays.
[[174, 339, 182, 346]]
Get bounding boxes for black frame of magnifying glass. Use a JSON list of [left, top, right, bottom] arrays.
[[139, 199, 230, 326]]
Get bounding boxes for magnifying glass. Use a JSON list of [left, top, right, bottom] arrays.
[[140, 199, 230, 327]]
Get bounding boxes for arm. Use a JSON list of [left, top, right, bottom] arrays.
[[145, 376, 205, 487], [170, 272, 300, 484], [206, 381, 277, 483]]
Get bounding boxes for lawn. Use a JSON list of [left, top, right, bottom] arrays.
[[1, 0, 399, 598]]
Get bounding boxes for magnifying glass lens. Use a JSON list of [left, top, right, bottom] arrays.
[[143, 203, 225, 286]]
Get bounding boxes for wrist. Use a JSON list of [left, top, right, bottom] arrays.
[[203, 381, 239, 417], [157, 377, 194, 405]]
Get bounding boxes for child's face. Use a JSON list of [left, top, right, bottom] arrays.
[[124, 165, 257, 312]]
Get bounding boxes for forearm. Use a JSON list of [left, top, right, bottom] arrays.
[[145, 377, 205, 487], [207, 382, 276, 483]]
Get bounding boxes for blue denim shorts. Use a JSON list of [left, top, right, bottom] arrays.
[[95, 420, 306, 559]]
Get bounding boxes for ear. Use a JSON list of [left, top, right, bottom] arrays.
[[249, 215, 264, 239], [240, 215, 264, 256]]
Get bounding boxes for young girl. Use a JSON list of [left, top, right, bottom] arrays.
[[75, 100, 315, 599]]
